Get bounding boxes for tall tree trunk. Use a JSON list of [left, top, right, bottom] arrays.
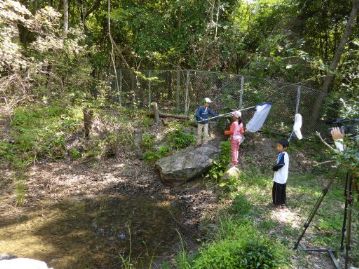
[[310, 0, 359, 127], [63, 0, 69, 34], [108, 0, 121, 104]]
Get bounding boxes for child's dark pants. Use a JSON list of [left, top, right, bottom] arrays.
[[272, 182, 286, 205]]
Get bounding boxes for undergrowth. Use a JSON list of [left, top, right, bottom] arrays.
[[143, 126, 195, 162], [0, 102, 151, 204]]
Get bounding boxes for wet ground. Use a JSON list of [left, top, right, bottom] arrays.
[[0, 156, 219, 269]]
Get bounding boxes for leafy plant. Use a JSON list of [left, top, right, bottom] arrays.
[[142, 133, 156, 151], [206, 141, 240, 193], [143, 145, 170, 162], [191, 222, 289, 269], [167, 128, 195, 150]]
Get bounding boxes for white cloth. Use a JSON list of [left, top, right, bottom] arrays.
[[293, 113, 303, 140], [0, 258, 53, 269], [246, 103, 272, 132], [197, 123, 209, 145], [273, 152, 289, 184]]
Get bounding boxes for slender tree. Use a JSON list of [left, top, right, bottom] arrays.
[[63, 0, 69, 34], [311, 0, 359, 125]]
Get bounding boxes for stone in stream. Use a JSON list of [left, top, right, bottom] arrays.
[[155, 143, 220, 186]]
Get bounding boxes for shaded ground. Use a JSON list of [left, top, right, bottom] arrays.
[[0, 152, 219, 269]]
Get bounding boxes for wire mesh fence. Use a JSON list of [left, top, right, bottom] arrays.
[[110, 69, 320, 134]]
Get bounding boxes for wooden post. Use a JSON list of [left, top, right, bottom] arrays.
[[151, 102, 161, 125], [239, 76, 244, 109], [185, 70, 190, 115], [83, 107, 93, 140]]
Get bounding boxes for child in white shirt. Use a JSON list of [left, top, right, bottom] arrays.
[[272, 139, 289, 206]]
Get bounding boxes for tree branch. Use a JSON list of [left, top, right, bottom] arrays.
[[315, 131, 338, 153]]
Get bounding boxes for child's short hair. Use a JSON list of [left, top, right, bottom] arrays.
[[278, 139, 289, 148]]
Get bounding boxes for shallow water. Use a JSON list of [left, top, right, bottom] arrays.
[[0, 195, 181, 268]]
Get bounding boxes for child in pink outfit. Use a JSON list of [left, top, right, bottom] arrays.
[[224, 111, 245, 166]]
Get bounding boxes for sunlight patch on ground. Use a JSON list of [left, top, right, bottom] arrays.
[[270, 207, 301, 229]]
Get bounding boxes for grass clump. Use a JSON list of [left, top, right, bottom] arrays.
[[190, 221, 289, 269], [143, 145, 170, 161]]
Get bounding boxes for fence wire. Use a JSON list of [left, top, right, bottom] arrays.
[[110, 69, 320, 134]]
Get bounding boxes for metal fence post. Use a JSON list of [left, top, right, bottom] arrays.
[[176, 70, 180, 112], [296, 85, 301, 114], [239, 75, 244, 109], [119, 69, 122, 105], [147, 70, 152, 108], [185, 70, 190, 115]]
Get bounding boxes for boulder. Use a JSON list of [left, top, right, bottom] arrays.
[[156, 144, 220, 185]]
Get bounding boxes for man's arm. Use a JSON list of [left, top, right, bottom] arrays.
[[208, 108, 217, 117]]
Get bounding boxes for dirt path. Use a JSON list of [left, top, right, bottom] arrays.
[[0, 152, 219, 269]]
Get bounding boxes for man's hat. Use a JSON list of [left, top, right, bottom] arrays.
[[204, 97, 212, 103]]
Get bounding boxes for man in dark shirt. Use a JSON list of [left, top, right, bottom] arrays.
[[195, 98, 217, 145]]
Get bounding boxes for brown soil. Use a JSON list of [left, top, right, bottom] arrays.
[[0, 151, 219, 269]]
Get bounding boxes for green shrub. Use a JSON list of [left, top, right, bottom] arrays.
[[218, 175, 240, 193], [167, 128, 195, 150], [69, 148, 82, 160], [192, 222, 289, 269], [206, 141, 239, 193], [10, 104, 81, 161], [143, 145, 170, 162], [142, 133, 156, 150]]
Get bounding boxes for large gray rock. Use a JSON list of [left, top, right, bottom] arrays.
[[156, 144, 220, 185]]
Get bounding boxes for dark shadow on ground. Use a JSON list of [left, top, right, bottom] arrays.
[[0, 195, 183, 269]]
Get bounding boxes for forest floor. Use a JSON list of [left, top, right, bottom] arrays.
[[0, 149, 220, 269], [0, 114, 358, 268]]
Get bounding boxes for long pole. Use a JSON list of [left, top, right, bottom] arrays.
[[295, 85, 301, 114], [344, 174, 354, 269], [197, 105, 256, 123], [293, 179, 334, 250]]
